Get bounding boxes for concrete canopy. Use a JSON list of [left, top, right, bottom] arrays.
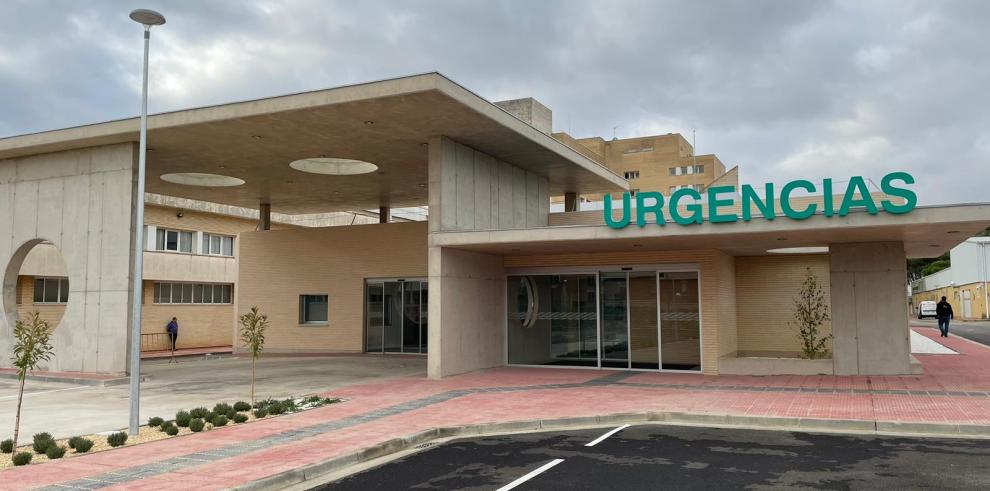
[[430, 204, 990, 258], [0, 73, 627, 214]]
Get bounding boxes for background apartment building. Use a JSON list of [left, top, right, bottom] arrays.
[[495, 98, 738, 209]]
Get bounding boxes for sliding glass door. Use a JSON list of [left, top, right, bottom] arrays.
[[366, 279, 428, 354], [507, 269, 701, 372]]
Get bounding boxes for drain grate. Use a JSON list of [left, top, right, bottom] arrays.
[[414, 442, 437, 450]]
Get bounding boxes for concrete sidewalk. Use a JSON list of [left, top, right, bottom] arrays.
[[3, 326, 990, 490]]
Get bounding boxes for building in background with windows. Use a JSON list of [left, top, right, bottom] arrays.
[[911, 237, 990, 320]]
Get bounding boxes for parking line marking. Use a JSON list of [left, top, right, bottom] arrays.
[[496, 459, 565, 491], [585, 424, 630, 447]]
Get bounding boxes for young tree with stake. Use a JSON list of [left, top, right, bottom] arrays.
[[10, 311, 55, 450], [239, 306, 269, 404], [792, 268, 832, 359]]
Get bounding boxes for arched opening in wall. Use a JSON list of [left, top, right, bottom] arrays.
[[2, 239, 70, 332]]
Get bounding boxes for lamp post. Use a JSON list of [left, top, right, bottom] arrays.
[[127, 8, 165, 436]]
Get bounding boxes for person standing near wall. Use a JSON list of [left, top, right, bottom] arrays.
[[166, 317, 179, 351], [936, 296, 954, 337]]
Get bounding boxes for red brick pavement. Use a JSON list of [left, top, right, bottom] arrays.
[[3, 326, 989, 490]]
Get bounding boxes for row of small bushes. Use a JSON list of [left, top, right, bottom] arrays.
[[1, 431, 110, 466], [3, 396, 341, 466]]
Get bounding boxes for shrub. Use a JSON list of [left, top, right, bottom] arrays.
[[204, 412, 216, 424], [282, 398, 298, 412], [12, 451, 32, 466], [45, 445, 67, 459], [148, 416, 164, 428], [232, 413, 248, 424], [106, 432, 128, 447], [305, 395, 322, 404], [189, 419, 205, 432], [164, 425, 179, 436], [73, 438, 94, 453], [189, 407, 209, 419], [268, 402, 285, 415], [213, 415, 228, 427], [225, 409, 238, 419], [253, 408, 268, 419], [67, 436, 83, 450], [233, 401, 252, 412], [792, 268, 833, 360], [1, 438, 13, 453], [32, 433, 54, 454], [213, 402, 232, 415], [175, 410, 191, 427]]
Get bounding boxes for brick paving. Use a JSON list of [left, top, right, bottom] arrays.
[[3, 326, 990, 490]]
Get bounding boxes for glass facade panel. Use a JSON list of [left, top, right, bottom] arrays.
[[364, 279, 427, 354], [659, 272, 702, 371], [382, 281, 403, 352], [366, 283, 384, 352], [629, 272, 659, 370], [402, 281, 421, 353], [599, 273, 629, 368], [507, 274, 598, 367]]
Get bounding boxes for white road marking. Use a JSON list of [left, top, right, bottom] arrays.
[[0, 385, 90, 400], [585, 424, 630, 447], [496, 459, 565, 491]]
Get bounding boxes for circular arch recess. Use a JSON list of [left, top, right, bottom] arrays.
[[2, 239, 70, 331]]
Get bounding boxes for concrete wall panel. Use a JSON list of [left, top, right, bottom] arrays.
[[0, 143, 137, 374]]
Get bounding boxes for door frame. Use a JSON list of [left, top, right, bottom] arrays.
[[364, 277, 428, 355]]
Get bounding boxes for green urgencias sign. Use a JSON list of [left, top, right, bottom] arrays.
[[603, 172, 917, 229]]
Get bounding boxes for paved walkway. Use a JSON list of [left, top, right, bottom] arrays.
[[4, 326, 990, 490]]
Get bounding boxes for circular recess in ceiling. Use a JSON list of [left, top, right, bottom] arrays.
[[289, 157, 378, 175], [160, 173, 245, 187], [766, 246, 830, 254]]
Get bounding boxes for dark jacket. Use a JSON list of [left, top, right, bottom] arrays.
[[936, 301, 954, 318], [166, 320, 178, 334]]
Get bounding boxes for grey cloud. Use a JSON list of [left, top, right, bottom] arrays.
[[1, 0, 987, 204]]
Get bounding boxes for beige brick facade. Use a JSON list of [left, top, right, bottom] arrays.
[[734, 255, 832, 357], [237, 222, 428, 353]]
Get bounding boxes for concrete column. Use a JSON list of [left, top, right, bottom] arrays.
[[564, 192, 578, 212], [829, 242, 911, 375], [427, 246, 505, 378], [259, 203, 271, 231], [379, 206, 390, 224]]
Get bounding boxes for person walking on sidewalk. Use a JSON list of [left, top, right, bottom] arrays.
[[936, 296, 954, 338]]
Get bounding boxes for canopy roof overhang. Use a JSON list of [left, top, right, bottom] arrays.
[[0, 73, 627, 214], [430, 204, 990, 258]]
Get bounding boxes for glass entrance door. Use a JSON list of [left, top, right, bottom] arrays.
[[366, 279, 428, 354], [659, 272, 701, 370], [599, 273, 629, 368]]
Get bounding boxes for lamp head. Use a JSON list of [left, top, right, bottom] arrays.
[[129, 9, 166, 26]]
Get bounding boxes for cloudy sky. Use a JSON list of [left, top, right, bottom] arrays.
[[2, 0, 988, 205]]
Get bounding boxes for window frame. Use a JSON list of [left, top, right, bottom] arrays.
[[153, 282, 233, 305], [202, 233, 235, 257], [33, 277, 69, 305], [299, 294, 329, 325], [155, 228, 194, 254]]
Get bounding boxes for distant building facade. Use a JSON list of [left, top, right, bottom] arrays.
[[911, 237, 990, 320]]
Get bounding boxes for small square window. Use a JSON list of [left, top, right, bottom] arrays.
[[300, 295, 328, 324]]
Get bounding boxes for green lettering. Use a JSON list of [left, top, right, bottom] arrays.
[[822, 178, 834, 217], [741, 183, 775, 221], [669, 188, 703, 225], [838, 176, 878, 216], [604, 193, 631, 228], [780, 179, 817, 220], [880, 171, 917, 214], [707, 186, 738, 223], [635, 191, 666, 227]]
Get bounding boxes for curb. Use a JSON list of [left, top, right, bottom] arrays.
[[0, 371, 146, 387], [231, 412, 990, 491]]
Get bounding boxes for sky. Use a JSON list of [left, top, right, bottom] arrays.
[[1, 0, 988, 205]]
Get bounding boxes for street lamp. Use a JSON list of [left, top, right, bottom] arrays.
[[127, 8, 165, 436]]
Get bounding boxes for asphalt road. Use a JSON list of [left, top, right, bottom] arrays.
[[318, 424, 990, 490], [914, 319, 990, 347]]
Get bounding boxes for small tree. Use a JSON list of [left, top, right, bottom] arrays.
[[239, 306, 269, 404], [792, 268, 832, 359], [10, 312, 55, 449]]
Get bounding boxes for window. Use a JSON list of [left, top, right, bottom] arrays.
[[300, 295, 329, 324], [154, 282, 232, 304], [155, 228, 193, 253], [34, 277, 69, 304], [202, 233, 234, 257], [668, 165, 705, 176], [623, 170, 640, 180], [669, 184, 703, 194]]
